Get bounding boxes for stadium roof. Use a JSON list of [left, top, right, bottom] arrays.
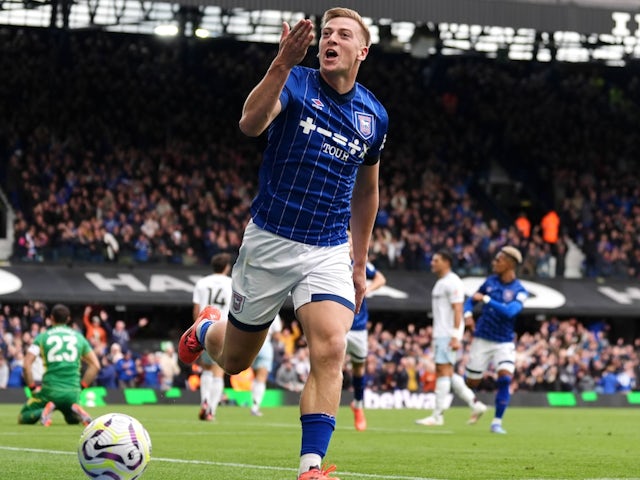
[[1, 0, 639, 64]]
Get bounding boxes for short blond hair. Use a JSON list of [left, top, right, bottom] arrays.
[[501, 246, 523, 265], [321, 7, 371, 47]]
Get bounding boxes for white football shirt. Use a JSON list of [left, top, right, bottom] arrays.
[[192, 273, 233, 319], [431, 271, 465, 338]]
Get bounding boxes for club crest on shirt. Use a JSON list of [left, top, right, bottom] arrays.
[[232, 291, 245, 314], [354, 112, 374, 140], [502, 290, 515, 302]]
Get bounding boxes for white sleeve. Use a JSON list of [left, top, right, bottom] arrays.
[[27, 344, 41, 357], [192, 279, 205, 305]]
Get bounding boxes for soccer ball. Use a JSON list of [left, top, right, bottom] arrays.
[[78, 413, 152, 479]]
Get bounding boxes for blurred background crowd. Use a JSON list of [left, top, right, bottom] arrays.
[[2, 27, 639, 279], [0, 27, 639, 395], [0, 301, 637, 395]]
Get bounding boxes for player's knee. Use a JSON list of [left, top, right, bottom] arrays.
[[310, 341, 345, 372], [223, 356, 252, 375]]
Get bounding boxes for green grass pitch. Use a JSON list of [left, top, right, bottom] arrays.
[[1, 403, 638, 479]]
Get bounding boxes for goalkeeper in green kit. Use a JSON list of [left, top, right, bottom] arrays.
[[18, 304, 101, 426]]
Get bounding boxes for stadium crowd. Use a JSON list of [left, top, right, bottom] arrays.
[[0, 300, 637, 395], [0, 27, 639, 396], [2, 27, 640, 279], [0, 301, 185, 391]]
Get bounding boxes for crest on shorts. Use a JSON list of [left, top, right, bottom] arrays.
[[355, 112, 374, 140], [232, 291, 245, 314]]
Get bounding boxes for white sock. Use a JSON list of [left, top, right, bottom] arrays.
[[299, 454, 322, 475], [209, 377, 224, 416], [451, 374, 476, 407], [252, 380, 266, 411], [434, 376, 451, 417], [199, 370, 213, 406]]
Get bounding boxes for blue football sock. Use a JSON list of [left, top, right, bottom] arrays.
[[195, 321, 212, 346], [352, 375, 365, 402], [300, 413, 336, 457], [495, 375, 512, 419]]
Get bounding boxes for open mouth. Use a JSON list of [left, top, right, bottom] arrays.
[[325, 49, 338, 58]]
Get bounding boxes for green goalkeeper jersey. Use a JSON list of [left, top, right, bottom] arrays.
[[32, 325, 92, 391]]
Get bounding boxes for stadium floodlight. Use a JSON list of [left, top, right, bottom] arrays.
[[195, 28, 210, 38], [154, 24, 178, 36]]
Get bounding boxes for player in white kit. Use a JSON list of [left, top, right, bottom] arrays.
[[250, 313, 282, 417], [415, 250, 486, 427], [191, 253, 232, 421]]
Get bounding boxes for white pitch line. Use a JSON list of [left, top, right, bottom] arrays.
[[0, 446, 442, 480], [2, 446, 638, 480]]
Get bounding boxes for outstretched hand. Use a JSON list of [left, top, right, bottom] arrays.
[[277, 19, 315, 68]]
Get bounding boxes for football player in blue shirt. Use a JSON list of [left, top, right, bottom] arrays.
[[178, 7, 388, 480], [463, 246, 528, 434]]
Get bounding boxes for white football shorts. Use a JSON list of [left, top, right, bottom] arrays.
[[465, 337, 516, 379], [433, 336, 458, 365], [230, 221, 355, 330], [345, 329, 368, 363], [252, 338, 274, 371]]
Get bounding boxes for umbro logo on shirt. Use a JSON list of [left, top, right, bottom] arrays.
[[311, 98, 324, 109]]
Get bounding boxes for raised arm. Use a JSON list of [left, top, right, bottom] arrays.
[[82, 305, 92, 332], [238, 19, 315, 137]]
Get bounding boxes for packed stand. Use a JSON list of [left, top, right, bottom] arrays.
[[1, 300, 637, 395], [266, 315, 639, 396], [2, 27, 639, 278], [0, 301, 186, 391], [338, 316, 639, 396]]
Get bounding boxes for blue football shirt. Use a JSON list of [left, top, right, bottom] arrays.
[[464, 274, 528, 342], [251, 66, 389, 246]]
